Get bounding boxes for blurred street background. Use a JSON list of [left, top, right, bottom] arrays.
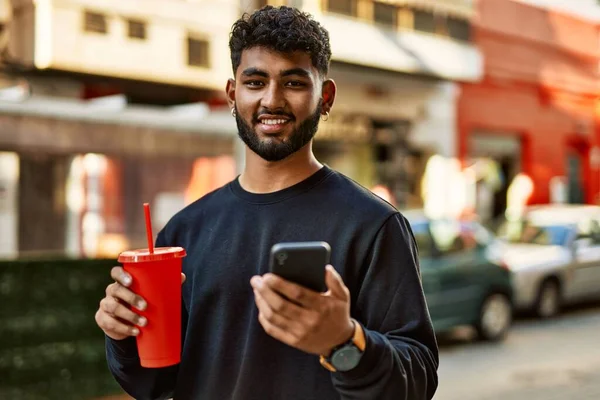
[[437, 304, 600, 400], [0, 0, 599, 399]]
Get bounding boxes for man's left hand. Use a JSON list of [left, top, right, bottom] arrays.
[[250, 265, 354, 356]]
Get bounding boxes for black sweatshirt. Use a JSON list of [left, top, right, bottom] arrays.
[[106, 165, 439, 400]]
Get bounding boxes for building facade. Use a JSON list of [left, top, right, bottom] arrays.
[[0, 0, 241, 258], [0, 0, 483, 257], [251, 0, 482, 208], [458, 0, 600, 221]]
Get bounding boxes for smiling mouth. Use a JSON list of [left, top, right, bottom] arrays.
[[261, 118, 288, 125], [257, 118, 291, 133]]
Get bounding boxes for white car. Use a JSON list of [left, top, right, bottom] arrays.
[[495, 205, 600, 318]]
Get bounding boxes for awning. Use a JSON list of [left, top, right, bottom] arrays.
[[322, 14, 483, 82], [0, 95, 237, 157], [0, 95, 237, 137]]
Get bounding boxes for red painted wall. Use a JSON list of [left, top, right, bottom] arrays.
[[459, 0, 600, 205]]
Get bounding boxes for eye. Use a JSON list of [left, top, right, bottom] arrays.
[[286, 81, 306, 88], [244, 80, 264, 88]]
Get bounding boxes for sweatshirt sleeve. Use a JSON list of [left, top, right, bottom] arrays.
[[105, 226, 187, 400], [331, 213, 439, 400]]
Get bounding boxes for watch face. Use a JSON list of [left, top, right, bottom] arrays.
[[331, 345, 362, 372]]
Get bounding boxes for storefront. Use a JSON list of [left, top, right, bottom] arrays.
[[316, 62, 462, 209], [0, 96, 237, 258], [458, 0, 600, 219]]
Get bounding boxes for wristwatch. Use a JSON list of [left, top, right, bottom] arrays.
[[319, 319, 366, 372]]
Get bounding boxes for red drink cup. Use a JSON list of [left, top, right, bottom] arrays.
[[118, 246, 186, 368]]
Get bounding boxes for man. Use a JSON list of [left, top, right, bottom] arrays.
[[95, 6, 439, 400]]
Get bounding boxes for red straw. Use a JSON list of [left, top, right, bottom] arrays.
[[144, 203, 154, 253]]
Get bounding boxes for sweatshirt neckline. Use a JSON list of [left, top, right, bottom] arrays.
[[229, 165, 333, 204]]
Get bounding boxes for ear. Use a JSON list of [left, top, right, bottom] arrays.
[[321, 79, 336, 115], [226, 78, 236, 109]]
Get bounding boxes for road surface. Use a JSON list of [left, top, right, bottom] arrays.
[[435, 304, 600, 400]]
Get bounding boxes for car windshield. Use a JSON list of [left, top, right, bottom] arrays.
[[501, 221, 571, 246], [410, 221, 434, 258]]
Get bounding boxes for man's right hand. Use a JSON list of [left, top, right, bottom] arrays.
[[95, 266, 186, 341]]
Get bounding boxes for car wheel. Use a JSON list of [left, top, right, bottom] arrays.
[[534, 279, 561, 319], [476, 293, 512, 342]]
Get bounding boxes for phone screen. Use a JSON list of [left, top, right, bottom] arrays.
[[269, 242, 330, 293]]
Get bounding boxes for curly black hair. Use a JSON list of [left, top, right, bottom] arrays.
[[229, 6, 332, 77]]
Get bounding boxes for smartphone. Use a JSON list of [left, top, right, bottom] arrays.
[[269, 241, 331, 293]]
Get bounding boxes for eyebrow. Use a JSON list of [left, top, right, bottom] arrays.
[[241, 67, 268, 78], [281, 68, 311, 78], [241, 67, 311, 78]]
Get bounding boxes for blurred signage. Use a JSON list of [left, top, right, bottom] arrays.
[[317, 114, 371, 143]]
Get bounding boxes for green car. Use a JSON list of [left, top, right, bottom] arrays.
[[405, 211, 514, 342]]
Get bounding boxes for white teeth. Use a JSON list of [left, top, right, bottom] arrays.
[[261, 119, 287, 125]]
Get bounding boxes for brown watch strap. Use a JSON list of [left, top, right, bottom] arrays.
[[352, 319, 366, 351], [319, 319, 366, 372]]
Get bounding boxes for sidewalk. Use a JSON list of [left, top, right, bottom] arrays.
[[474, 366, 600, 400]]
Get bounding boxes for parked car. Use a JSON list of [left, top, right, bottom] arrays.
[[495, 204, 600, 318], [404, 210, 513, 342]]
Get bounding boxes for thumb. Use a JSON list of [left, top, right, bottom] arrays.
[[325, 265, 348, 300], [181, 273, 187, 285]]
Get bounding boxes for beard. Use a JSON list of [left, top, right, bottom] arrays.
[[235, 100, 323, 162]]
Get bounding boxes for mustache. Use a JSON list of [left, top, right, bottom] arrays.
[[253, 110, 295, 122]]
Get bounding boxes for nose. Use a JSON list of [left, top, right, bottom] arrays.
[[260, 82, 286, 110]]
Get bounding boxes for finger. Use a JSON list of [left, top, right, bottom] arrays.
[[257, 274, 321, 309], [325, 265, 349, 301], [98, 312, 140, 338], [181, 273, 186, 284], [110, 266, 132, 287], [251, 276, 308, 318], [108, 283, 147, 311], [253, 289, 298, 333], [101, 297, 147, 327], [258, 310, 298, 348]]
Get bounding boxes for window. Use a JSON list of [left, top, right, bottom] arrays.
[[84, 11, 107, 34], [127, 20, 147, 40], [500, 221, 571, 247], [430, 220, 477, 256], [413, 9, 436, 34], [409, 9, 472, 42], [187, 37, 210, 68], [447, 16, 471, 42], [373, 2, 396, 27], [576, 218, 600, 244], [411, 223, 434, 258], [591, 220, 600, 244], [472, 222, 493, 247], [326, 0, 356, 16]]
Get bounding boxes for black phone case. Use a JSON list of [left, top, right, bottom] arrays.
[[269, 241, 331, 293]]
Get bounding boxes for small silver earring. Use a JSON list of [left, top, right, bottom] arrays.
[[231, 108, 237, 118], [321, 111, 329, 122]]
